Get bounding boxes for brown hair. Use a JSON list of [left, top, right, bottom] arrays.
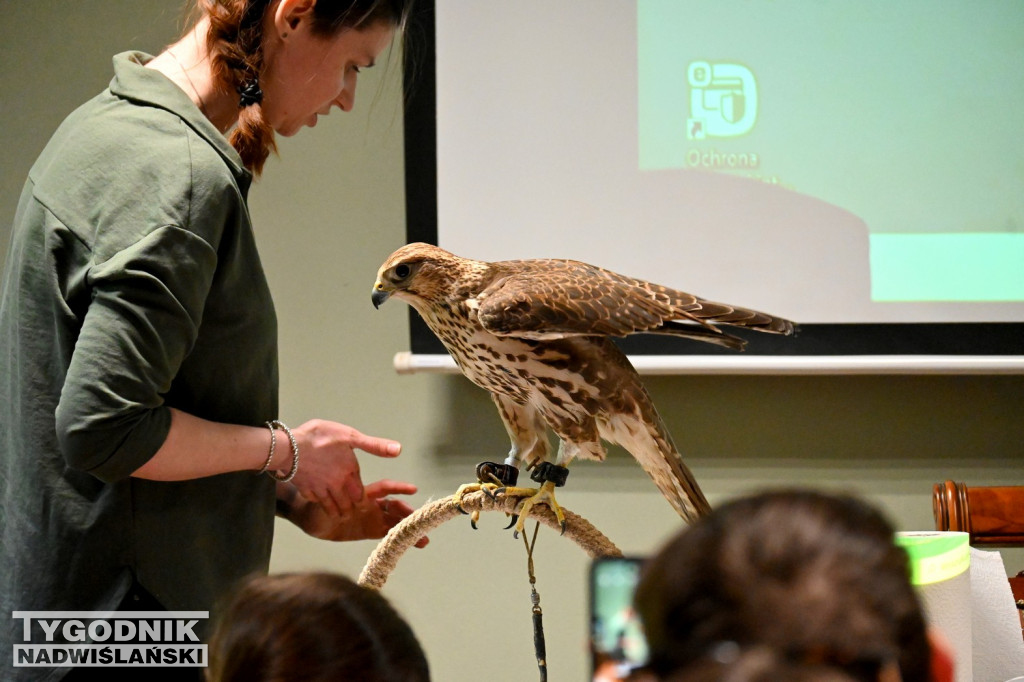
[[199, 0, 414, 174], [634, 489, 932, 682], [206, 572, 430, 682]]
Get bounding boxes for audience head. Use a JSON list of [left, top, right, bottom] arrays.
[[207, 571, 430, 682], [634, 489, 934, 682]]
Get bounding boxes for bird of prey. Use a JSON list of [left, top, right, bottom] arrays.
[[372, 243, 794, 532]]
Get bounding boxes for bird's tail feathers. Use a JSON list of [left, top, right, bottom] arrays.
[[605, 414, 711, 523], [648, 444, 712, 523]]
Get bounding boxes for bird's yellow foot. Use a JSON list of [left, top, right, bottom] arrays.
[[505, 480, 566, 537], [454, 461, 522, 529], [513, 461, 571, 536], [453, 481, 504, 528]]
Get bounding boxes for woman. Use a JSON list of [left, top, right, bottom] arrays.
[[206, 572, 430, 681], [0, 0, 422, 676]]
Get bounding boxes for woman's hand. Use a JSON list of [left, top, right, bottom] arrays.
[[277, 478, 429, 547], [284, 419, 401, 516], [134, 413, 427, 546]]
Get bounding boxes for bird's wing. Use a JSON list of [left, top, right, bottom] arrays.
[[475, 260, 695, 337], [474, 259, 788, 347]]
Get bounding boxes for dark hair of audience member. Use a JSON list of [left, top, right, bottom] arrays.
[[634, 489, 932, 682], [206, 571, 430, 682]]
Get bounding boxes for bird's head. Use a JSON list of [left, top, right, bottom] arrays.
[[372, 242, 468, 310]]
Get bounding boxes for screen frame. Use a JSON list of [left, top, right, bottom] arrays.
[[401, 1, 1024, 374]]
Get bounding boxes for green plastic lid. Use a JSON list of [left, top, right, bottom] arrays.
[[894, 531, 970, 585]]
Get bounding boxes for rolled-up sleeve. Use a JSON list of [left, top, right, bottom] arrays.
[[55, 225, 218, 481]]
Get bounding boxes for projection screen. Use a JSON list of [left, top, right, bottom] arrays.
[[400, 0, 1024, 373]]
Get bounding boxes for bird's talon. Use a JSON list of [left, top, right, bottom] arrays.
[[507, 480, 565, 537], [453, 481, 484, 517], [452, 480, 565, 535]]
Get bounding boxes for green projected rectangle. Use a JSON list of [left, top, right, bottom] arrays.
[[639, 0, 1024, 311], [870, 233, 1024, 302]]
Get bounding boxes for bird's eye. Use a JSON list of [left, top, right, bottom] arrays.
[[394, 264, 411, 279]]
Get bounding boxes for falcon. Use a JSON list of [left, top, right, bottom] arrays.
[[371, 243, 794, 532]]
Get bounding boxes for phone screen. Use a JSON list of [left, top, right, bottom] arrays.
[[589, 556, 648, 681]]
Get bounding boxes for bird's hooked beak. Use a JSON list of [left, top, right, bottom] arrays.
[[371, 281, 392, 309]]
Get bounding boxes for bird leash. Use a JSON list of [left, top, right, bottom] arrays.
[[522, 520, 548, 682]]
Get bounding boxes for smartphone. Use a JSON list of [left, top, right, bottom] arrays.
[[589, 556, 649, 681]]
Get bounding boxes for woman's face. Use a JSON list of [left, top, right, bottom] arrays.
[[261, 4, 395, 137]]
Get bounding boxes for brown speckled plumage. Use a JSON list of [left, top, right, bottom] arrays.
[[372, 243, 795, 522]]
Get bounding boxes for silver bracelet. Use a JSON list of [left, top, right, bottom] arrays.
[[256, 421, 276, 475], [267, 419, 299, 483]]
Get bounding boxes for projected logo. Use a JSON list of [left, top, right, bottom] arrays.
[[687, 61, 757, 139]]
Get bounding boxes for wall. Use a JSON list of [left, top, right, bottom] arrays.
[[2, 3, 1022, 681]]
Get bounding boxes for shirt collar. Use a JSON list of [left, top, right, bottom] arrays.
[[108, 51, 252, 189]]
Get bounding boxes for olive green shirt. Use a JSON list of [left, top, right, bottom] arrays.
[[0, 52, 278, 672]]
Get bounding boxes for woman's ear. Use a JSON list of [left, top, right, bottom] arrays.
[[272, 0, 317, 38]]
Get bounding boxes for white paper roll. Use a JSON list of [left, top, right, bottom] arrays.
[[896, 531, 972, 682], [969, 547, 1024, 682]]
